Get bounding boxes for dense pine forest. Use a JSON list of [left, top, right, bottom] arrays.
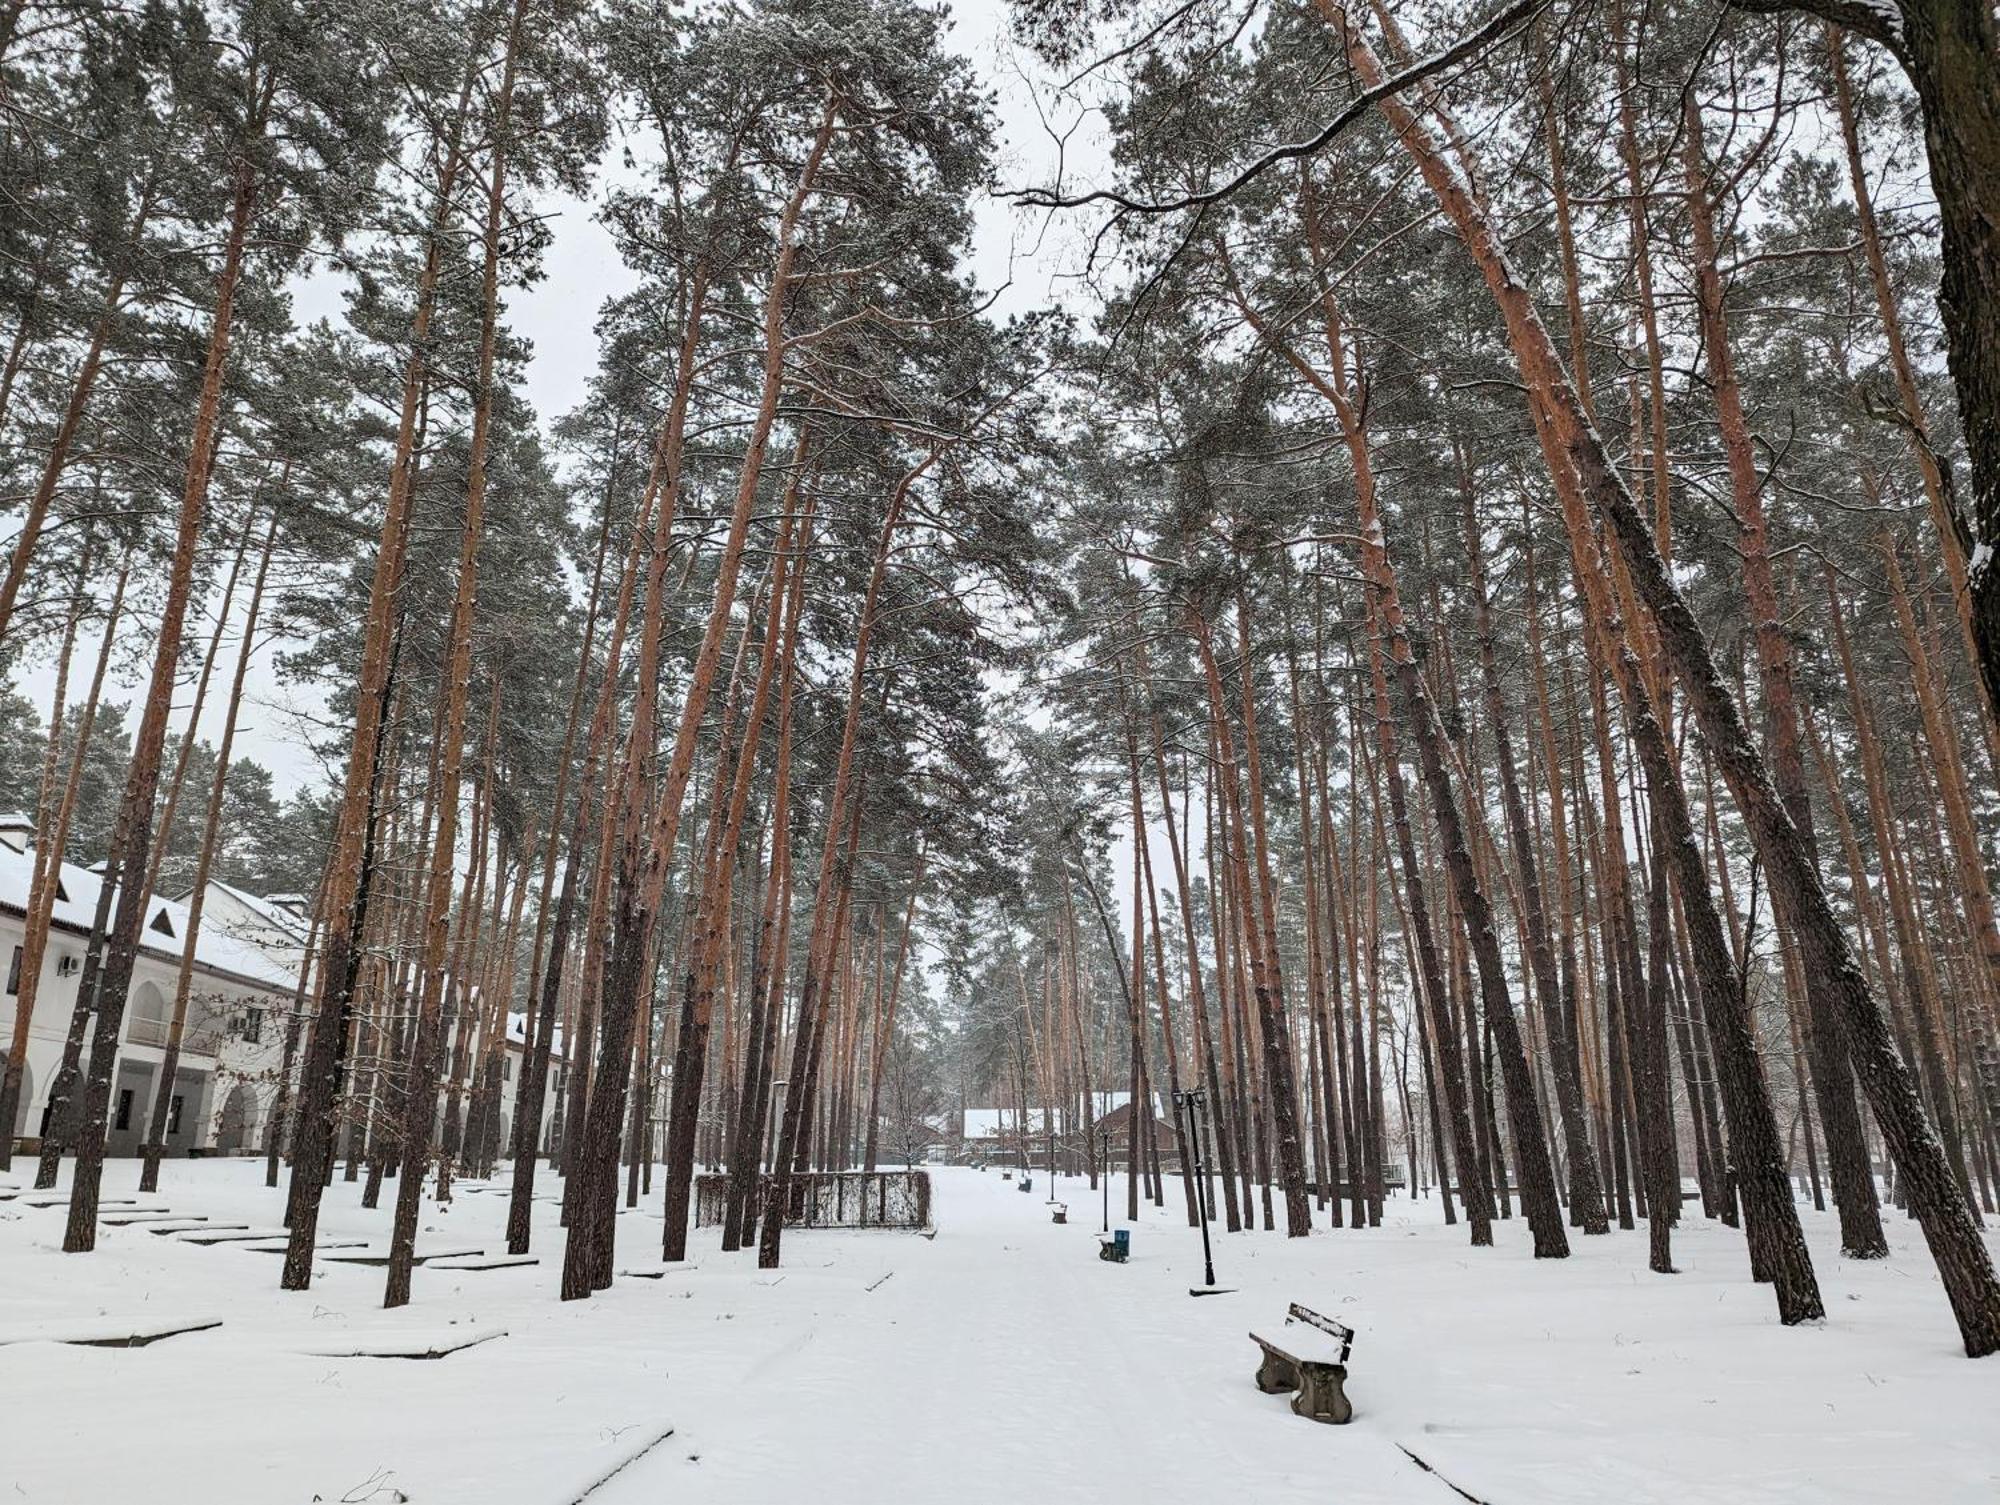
[[3, 3, 1999, 1476]]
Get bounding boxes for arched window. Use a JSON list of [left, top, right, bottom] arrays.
[[215, 1083, 257, 1154]]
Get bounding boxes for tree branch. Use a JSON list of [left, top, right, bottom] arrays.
[[1010, 0, 1550, 216], [1724, 0, 1906, 63]]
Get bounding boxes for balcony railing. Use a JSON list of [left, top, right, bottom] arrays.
[[125, 1011, 227, 1057], [126, 1014, 170, 1048]]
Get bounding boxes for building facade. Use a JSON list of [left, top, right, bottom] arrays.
[[2, 822, 296, 1158]]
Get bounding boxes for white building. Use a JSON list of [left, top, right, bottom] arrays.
[[185, 879, 311, 975], [498, 1010, 568, 1158], [961, 1092, 1162, 1143], [1, 821, 298, 1158]]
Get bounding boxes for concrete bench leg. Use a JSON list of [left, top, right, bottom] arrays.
[[1254, 1349, 1301, 1395], [1289, 1362, 1353, 1425]]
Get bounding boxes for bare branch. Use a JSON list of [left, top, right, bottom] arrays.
[[1010, 0, 1550, 217]]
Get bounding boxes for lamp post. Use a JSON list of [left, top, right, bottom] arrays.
[[1174, 1087, 1222, 1293]]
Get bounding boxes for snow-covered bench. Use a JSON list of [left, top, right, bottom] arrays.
[[1050, 1202, 1067, 1224], [1249, 1303, 1354, 1425]]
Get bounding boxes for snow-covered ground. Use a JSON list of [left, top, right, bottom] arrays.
[[1, 1160, 1994, 1503]]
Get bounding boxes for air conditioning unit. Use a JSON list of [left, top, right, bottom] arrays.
[[55, 954, 79, 978]]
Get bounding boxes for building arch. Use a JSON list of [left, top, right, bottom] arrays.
[[214, 1082, 256, 1154], [130, 979, 170, 1045]]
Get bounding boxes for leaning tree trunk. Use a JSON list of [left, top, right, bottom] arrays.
[[1324, 0, 1996, 1349], [1681, 98, 1886, 1260]]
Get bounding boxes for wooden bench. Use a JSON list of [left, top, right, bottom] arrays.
[[1249, 1303, 1354, 1424], [1050, 1203, 1067, 1224], [1097, 1229, 1129, 1263]]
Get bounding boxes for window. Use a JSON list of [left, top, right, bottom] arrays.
[[503, 1057, 513, 1082], [148, 909, 175, 938], [167, 1094, 184, 1136], [6, 945, 19, 995], [240, 1008, 263, 1045], [113, 1089, 134, 1132]]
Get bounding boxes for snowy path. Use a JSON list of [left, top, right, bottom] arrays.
[[594, 1170, 1434, 1503], [2, 1161, 1996, 1503]]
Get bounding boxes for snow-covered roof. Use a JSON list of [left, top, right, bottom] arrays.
[[964, 1108, 1051, 1139], [0, 841, 299, 994], [962, 1093, 1165, 1140], [505, 1010, 566, 1063], [191, 879, 312, 941]]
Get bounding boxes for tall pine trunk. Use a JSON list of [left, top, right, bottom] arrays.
[[64, 103, 268, 1252]]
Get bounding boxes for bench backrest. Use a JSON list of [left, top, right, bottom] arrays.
[[1286, 1302, 1354, 1364]]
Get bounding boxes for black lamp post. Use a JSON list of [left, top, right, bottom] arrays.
[[1174, 1087, 1223, 1294]]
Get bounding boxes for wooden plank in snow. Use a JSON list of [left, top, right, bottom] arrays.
[[173, 1226, 291, 1245], [424, 1253, 539, 1271], [321, 1245, 486, 1267], [294, 1326, 506, 1360], [0, 1316, 223, 1349], [100, 1211, 199, 1226]]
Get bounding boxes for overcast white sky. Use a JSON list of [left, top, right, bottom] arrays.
[[9, 0, 1115, 804]]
